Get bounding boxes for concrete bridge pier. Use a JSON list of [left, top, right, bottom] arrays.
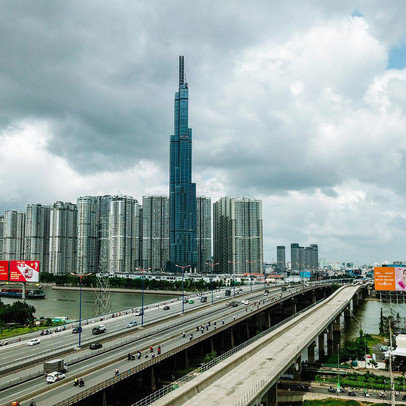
[[230, 327, 235, 348], [260, 382, 278, 406], [293, 355, 302, 381], [333, 317, 341, 350], [151, 366, 156, 391], [184, 349, 189, 368], [267, 311, 271, 328], [312, 293, 317, 304], [327, 326, 334, 356], [318, 331, 325, 360], [307, 340, 316, 364], [246, 320, 250, 338]]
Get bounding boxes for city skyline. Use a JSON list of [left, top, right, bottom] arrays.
[[1, 2, 406, 264]]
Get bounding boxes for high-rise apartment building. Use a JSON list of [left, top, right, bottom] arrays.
[[305, 244, 319, 272], [108, 196, 140, 274], [214, 197, 263, 274], [169, 56, 197, 271], [141, 196, 169, 271], [49, 202, 77, 274], [290, 243, 300, 272], [299, 246, 305, 271], [276, 246, 286, 272], [3, 210, 25, 261], [25, 204, 50, 272], [76, 196, 100, 274], [197, 196, 211, 273]]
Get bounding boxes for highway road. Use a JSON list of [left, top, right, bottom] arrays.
[[1, 283, 298, 406]]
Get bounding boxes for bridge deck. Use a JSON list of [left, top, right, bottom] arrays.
[[155, 285, 359, 406]]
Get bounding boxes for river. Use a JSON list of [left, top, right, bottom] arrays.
[[0, 286, 175, 321]]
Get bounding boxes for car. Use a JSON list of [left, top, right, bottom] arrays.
[[92, 325, 106, 335], [215, 295, 221, 299], [127, 321, 138, 328], [163, 305, 170, 310], [27, 338, 40, 346], [134, 309, 143, 316], [72, 326, 82, 334], [46, 371, 66, 383], [241, 300, 249, 305], [89, 342, 102, 350], [183, 298, 189, 303], [188, 299, 194, 304]]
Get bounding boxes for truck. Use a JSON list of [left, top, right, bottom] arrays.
[[43, 359, 68, 374], [225, 289, 231, 296]]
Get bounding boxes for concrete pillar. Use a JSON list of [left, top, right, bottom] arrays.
[[344, 306, 351, 320], [293, 355, 302, 381], [246, 320, 250, 338], [102, 390, 107, 406], [267, 312, 271, 328], [210, 337, 214, 353], [259, 313, 263, 330], [151, 366, 156, 391], [312, 294, 316, 304], [308, 341, 316, 364], [327, 326, 334, 356], [318, 333, 325, 360], [185, 349, 189, 368], [221, 331, 225, 348], [231, 327, 235, 348], [173, 353, 178, 369], [333, 319, 341, 348], [264, 382, 278, 406]]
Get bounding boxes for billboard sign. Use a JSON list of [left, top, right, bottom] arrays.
[[300, 271, 311, 278], [9, 261, 40, 283], [374, 266, 406, 291], [0, 261, 8, 281]]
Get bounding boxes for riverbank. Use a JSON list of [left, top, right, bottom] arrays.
[[51, 285, 193, 296]]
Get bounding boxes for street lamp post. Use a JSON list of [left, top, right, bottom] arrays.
[[70, 272, 92, 348], [136, 268, 151, 327], [176, 265, 190, 313], [245, 260, 256, 292], [337, 344, 340, 393], [206, 262, 219, 304], [228, 261, 238, 297]]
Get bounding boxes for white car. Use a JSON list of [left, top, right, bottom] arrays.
[[46, 371, 65, 383], [215, 295, 221, 299], [127, 321, 138, 328], [241, 300, 249, 305], [27, 338, 40, 346]]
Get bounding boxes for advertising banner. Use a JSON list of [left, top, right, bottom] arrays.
[[300, 271, 311, 278], [9, 261, 40, 283], [374, 267, 398, 291], [0, 261, 8, 281]]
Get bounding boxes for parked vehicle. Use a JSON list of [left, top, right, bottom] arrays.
[[27, 338, 40, 346], [43, 359, 68, 374], [92, 325, 106, 335], [89, 342, 102, 350], [46, 371, 66, 383]]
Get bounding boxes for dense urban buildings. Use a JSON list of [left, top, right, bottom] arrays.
[[0, 58, 268, 277], [290, 242, 319, 274], [213, 197, 263, 275], [169, 56, 197, 272]]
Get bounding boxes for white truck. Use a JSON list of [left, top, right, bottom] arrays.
[[43, 359, 68, 374]]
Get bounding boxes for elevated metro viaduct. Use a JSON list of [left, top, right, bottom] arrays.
[[57, 283, 365, 406]]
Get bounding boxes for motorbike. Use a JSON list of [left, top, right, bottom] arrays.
[[79, 379, 84, 387], [362, 391, 370, 397], [348, 390, 356, 396], [328, 387, 336, 393], [378, 392, 386, 398]]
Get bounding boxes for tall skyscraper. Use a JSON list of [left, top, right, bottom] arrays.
[[76, 196, 100, 274], [305, 244, 319, 272], [169, 56, 197, 271], [214, 197, 263, 274], [0, 216, 4, 260], [197, 196, 211, 273], [290, 243, 300, 272], [142, 195, 169, 271], [108, 196, 140, 274], [3, 210, 25, 261], [276, 246, 286, 272], [25, 204, 50, 272], [49, 202, 77, 274]]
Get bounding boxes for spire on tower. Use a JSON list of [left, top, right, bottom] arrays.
[[179, 55, 184, 86]]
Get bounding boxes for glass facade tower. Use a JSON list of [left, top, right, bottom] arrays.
[[169, 56, 197, 271]]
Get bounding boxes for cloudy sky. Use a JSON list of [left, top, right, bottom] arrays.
[[1, 1, 406, 266]]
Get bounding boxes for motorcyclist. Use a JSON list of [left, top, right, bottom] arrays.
[[29, 401, 36, 406], [115, 368, 119, 376], [74, 377, 79, 386], [79, 378, 84, 387]]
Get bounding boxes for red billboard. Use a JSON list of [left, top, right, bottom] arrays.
[[9, 261, 40, 283], [0, 261, 8, 281]]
